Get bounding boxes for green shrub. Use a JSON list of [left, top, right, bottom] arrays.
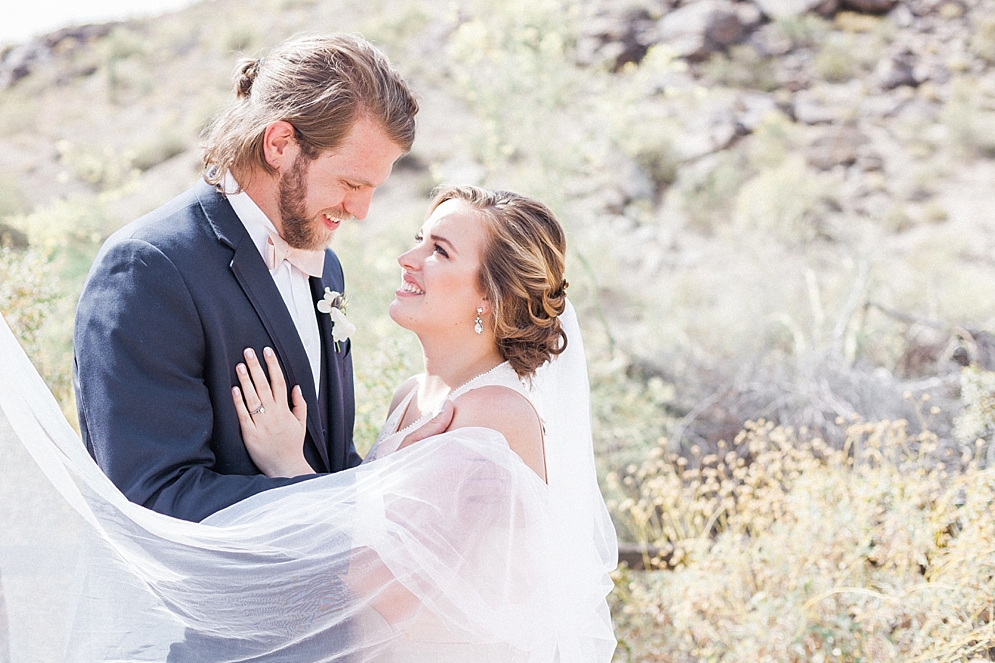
[[702, 45, 779, 91], [941, 77, 995, 158], [56, 140, 140, 191], [732, 157, 832, 244], [969, 15, 995, 64], [0, 247, 74, 423], [813, 38, 860, 83]]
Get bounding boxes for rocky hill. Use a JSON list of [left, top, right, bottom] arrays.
[[2, 0, 995, 461]]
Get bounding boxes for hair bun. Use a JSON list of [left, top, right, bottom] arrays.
[[234, 58, 263, 99]]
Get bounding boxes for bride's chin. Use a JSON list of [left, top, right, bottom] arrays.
[[387, 301, 414, 330]]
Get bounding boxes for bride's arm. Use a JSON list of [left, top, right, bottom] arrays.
[[231, 347, 314, 478], [446, 387, 547, 482]]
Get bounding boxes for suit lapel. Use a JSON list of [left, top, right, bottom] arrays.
[[196, 181, 330, 472], [311, 263, 350, 469]]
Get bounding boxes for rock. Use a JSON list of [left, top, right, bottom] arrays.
[[856, 150, 884, 171], [0, 42, 50, 90], [654, 0, 748, 62], [604, 149, 656, 208], [0, 22, 117, 91], [671, 100, 739, 160], [806, 125, 868, 170], [875, 51, 919, 89], [840, 0, 897, 12], [937, 2, 964, 19], [859, 89, 912, 119], [753, 0, 838, 20], [776, 51, 814, 92], [0, 223, 28, 250], [734, 3, 764, 31], [736, 92, 780, 131], [576, 8, 655, 70], [792, 84, 862, 124], [890, 3, 916, 27], [750, 23, 794, 57]]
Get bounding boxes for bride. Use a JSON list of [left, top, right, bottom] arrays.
[[0, 185, 617, 662]]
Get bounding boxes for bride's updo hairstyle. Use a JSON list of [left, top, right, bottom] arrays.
[[430, 185, 569, 378], [201, 34, 417, 189]]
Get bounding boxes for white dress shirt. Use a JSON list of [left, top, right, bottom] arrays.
[[223, 173, 322, 397]]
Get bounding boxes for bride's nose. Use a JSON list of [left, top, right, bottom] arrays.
[[398, 247, 419, 270]]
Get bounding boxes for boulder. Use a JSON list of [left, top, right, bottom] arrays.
[[0, 223, 28, 250], [792, 85, 862, 124], [736, 92, 780, 132], [840, 0, 897, 12], [806, 125, 868, 170], [750, 23, 794, 57], [576, 8, 655, 70], [0, 22, 117, 91], [753, 0, 838, 20], [0, 42, 50, 90], [654, 0, 747, 62], [875, 51, 919, 89], [671, 100, 739, 160]]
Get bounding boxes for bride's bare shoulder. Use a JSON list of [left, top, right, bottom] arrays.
[[386, 376, 420, 417], [450, 387, 546, 481]]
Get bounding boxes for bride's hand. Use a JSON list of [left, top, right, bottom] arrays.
[[232, 347, 314, 478]]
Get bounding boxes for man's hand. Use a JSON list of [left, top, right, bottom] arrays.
[[397, 400, 455, 451]]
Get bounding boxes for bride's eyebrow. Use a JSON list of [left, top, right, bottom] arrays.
[[429, 234, 457, 255]]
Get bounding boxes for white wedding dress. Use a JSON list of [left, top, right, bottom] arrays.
[[0, 302, 617, 662]]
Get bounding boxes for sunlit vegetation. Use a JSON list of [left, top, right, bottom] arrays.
[[2, 0, 995, 659]]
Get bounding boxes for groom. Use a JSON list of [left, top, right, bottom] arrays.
[[74, 34, 421, 522]]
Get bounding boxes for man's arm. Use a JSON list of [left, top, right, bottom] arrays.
[[74, 239, 310, 521]]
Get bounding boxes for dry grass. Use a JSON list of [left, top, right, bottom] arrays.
[[608, 419, 995, 662]]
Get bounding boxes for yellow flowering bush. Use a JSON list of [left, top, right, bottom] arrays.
[[609, 419, 995, 661]]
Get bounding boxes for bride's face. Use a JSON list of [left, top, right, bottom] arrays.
[[389, 199, 489, 337]]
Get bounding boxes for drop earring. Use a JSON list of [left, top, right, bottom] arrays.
[[474, 307, 484, 335]]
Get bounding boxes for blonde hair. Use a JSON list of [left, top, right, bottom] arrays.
[[202, 34, 417, 187], [429, 185, 569, 378]]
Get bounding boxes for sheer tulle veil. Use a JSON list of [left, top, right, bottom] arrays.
[[0, 300, 617, 661]]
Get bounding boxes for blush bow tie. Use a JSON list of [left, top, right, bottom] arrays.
[[265, 231, 325, 278]]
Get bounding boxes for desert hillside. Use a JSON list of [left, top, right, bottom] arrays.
[[2, 0, 995, 659]]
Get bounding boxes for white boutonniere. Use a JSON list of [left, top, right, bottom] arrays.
[[317, 288, 355, 352]]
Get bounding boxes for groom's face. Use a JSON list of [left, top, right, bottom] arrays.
[[275, 116, 404, 251]]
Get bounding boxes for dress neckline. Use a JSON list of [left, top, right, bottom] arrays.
[[391, 362, 514, 438]]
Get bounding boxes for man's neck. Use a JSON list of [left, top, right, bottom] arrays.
[[233, 167, 283, 235]]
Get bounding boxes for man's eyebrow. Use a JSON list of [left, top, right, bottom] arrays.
[[429, 233, 458, 254]]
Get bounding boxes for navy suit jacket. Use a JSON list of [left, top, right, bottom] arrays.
[[74, 179, 362, 522]]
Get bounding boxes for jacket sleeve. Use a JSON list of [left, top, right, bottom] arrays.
[[74, 238, 311, 522]]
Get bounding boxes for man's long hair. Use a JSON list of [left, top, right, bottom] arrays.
[[201, 33, 418, 188]]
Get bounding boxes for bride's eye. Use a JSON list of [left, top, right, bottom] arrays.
[[414, 233, 423, 244], [434, 244, 449, 258]]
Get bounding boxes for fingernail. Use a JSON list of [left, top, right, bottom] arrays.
[[245, 348, 255, 359], [263, 347, 274, 358], [237, 364, 246, 375], [232, 387, 240, 396]]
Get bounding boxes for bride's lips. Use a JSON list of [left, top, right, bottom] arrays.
[[396, 273, 424, 297]]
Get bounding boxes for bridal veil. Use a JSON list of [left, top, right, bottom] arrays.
[[0, 301, 617, 662]]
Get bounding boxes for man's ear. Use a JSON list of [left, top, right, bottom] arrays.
[[261, 121, 299, 171]]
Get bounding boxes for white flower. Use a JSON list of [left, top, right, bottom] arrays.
[[316, 289, 342, 315], [316, 287, 354, 351], [329, 307, 356, 343]]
